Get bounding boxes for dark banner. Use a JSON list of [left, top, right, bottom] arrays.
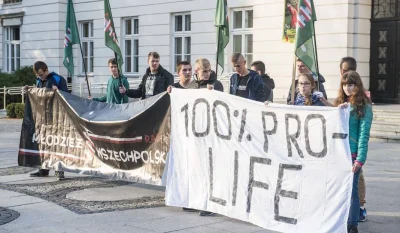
[[18, 88, 170, 184]]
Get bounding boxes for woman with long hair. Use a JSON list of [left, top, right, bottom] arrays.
[[334, 71, 373, 233]]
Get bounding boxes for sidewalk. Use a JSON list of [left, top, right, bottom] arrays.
[[0, 119, 399, 233]]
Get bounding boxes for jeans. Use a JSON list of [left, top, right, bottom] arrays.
[[359, 170, 366, 206], [348, 163, 361, 226]]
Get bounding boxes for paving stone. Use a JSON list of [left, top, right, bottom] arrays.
[[0, 207, 20, 225]]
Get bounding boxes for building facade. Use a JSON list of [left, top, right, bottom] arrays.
[[0, 0, 397, 103]]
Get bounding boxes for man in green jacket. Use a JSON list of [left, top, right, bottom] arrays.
[[89, 58, 129, 104]]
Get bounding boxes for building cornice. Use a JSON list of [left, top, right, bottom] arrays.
[[0, 11, 24, 26]]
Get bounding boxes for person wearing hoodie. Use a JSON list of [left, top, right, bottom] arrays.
[[125, 52, 174, 99], [287, 58, 327, 104], [188, 58, 224, 92], [89, 58, 129, 104], [230, 53, 266, 102], [26, 61, 69, 180], [251, 61, 275, 102]]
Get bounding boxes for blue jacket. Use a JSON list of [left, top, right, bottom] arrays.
[[230, 70, 266, 102], [349, 104, 373, 164], [36, 72, 68, 92]]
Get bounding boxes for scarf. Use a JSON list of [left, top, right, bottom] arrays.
[[294, 92, 322, 106]]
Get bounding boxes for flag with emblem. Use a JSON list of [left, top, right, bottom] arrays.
[[63, 0, 80, 77], [295, 0, 318, 75], [214, 0, 229, 74], [104, 0, 123, 71]]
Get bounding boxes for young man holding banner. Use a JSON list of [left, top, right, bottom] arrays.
[[229, 53, 266, 102], [27, 61, 68, 180], [168, 61, 192, 91], [189, 58, 224, 92], [89, 58, 129, 104], [126, 52, 174, 99]]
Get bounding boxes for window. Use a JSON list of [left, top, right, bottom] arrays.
[[3, 26, 21, 72], [3, 0, 22, 4], [122, 18, 139, 73], [173, 13, 191, 72], [80, 21, 94, 73], [232, 9, 253, 68]]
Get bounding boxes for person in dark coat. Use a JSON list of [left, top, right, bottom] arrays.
[[125, 52, 174, 99], [251, 60, 275, 102], [25, 61, 68, 180], [188, 58, 224, 92], [229, 53, 266, 102]]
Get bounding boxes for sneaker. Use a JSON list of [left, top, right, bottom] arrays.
[[182, 207, 197, 212], [199, 211, 215, 216], [55, 171, 65, 180], [348, 225, 358, 233], [359, 207, 367, 222], [30, 169, 49, 177]]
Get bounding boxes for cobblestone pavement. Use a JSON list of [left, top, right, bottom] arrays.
[[0, 207, 20, 225], [0, 177, 165, 215], [0, 166, 36, 176]]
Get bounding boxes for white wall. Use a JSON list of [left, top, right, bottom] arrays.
[[0, 0, 372, 101], [0, 0, 65, 73]]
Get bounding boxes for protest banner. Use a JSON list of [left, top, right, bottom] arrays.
[[18, 89, 170, 184], [166, 89, 353, 233], [283, 0, 298, 43]]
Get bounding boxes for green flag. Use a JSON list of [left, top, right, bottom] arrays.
[[104, 0, 123, 71], [214, 0, 229, 74], [295, 0, 318, 75], [63, 0, 80, 77]]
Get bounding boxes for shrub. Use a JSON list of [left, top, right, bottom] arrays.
[[6, 103, 16, 118], [14, 103, 25, 118], [0, 66, 36, 109]]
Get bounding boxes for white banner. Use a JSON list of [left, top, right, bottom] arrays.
[[166, 89, 353, 233]]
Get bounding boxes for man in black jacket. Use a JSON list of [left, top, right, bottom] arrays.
[[126, 52, 174, 99], [188, 58, 224, 92], [251, 61, 274, 102]]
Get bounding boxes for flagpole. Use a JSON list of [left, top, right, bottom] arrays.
[[78, 42, 91, 96], [290, 55, 296, 104], [216, 28, 221, 75], [312, 25, 320, 91], [70, 0, 91, 97], [114, 52, 122, 87]]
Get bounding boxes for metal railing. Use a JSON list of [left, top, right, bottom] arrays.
[[0, 73, 234, 110]]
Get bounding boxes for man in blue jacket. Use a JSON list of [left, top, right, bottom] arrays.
[[229, 53, 266, 102], [26, 61, 68, 180]]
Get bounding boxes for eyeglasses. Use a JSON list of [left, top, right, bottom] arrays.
[[298, 82, 311, 86], [109, 65, 118, 68], [182, 69, 192, 72], [35, 72, 46, 78]]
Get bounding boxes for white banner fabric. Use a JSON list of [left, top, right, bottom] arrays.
[[166, 89, 353, 233]]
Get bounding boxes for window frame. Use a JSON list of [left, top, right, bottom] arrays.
[[122, 17, 140, 75], [80, 21, 94, 74], [172, 12, 192, 73], [231, 8, 254, 69], [3, 26, 21, 73]]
